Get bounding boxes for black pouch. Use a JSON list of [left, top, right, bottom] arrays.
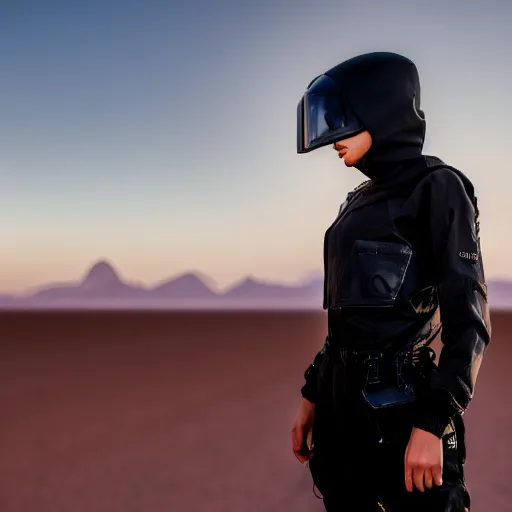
[[362, 383, 415, 409], [361, 351, 415, 410], [359, 351, 417, 445]]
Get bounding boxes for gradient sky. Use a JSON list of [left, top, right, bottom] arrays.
[[2, 0, 511, 293]]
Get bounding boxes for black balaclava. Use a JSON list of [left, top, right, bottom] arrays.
[[324, 52, 427, 186]]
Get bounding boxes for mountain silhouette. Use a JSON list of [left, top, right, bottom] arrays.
[[150, 273, 216, 299], [223, 276, 322, 302], [2, 261, 511, 309], [0, 294, 14, 306], [27, 260, 146, 302], [83, 260, 121, 284], [77, 260, 146, 297]]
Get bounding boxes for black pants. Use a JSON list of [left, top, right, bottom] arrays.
[[308, 359, 470, 511]]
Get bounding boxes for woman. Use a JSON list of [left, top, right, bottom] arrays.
[[290, 52, 490, 511]]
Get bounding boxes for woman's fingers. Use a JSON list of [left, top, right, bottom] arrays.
[[405, 464, 414, 492], [307, 427, 314, 451], [431, 464, 443, 487], [291, 424, 306, 462], [291, 398, 316, 463], [292, 425, 314, 463], [405, 464, 444, 492], [413, 467, 425, 492], [423, 467, 433, 490]]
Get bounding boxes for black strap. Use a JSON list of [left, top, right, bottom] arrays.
[[452, 413, 467, 468]]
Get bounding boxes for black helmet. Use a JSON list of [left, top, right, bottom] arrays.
[[297, 52, 426, 159]]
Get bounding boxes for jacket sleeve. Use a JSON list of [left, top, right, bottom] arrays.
[[300, 337, 328, 403], [413, 168, 491, 438]]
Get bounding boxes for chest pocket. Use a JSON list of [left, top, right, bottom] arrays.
[[336, 240, 413, 308]]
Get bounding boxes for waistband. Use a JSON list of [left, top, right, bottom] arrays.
[[324, 340, 436, 365], [324, 320, 440, 364], [323, 339, 437, 388]]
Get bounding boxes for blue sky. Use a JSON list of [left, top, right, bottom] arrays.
[[1, 0, 511, 292]]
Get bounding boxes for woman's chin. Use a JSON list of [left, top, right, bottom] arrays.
[[342, 153, 365, 168], [342, 156, 355, 167]]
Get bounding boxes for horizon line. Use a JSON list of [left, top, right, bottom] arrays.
[[4, 257, 512, 297]]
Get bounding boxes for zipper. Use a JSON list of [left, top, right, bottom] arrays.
[[323, 181, 372, 308]]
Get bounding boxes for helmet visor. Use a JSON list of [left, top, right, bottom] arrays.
[[297, 74, 364, 154]]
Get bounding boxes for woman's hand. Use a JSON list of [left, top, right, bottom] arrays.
[[404, 427, 443, 492], [291, 398, 315, 463]]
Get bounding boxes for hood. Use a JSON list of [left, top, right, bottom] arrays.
[[324, 52, 426, 181]]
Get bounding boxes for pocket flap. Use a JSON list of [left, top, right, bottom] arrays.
[[336, 240, 413, 308]]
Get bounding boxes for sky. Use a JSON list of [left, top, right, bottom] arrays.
[[1, 0, 511, 293]]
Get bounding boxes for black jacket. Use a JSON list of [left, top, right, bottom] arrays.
[[301, 155, 491, 439], [297, 53, 491, 439]]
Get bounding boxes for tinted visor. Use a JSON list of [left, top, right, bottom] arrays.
[[297, 74, 364, 154]]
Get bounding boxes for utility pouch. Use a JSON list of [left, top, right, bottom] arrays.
[[360, 351, 415, 410], [356, 350, 418, 445], [362, 382, 415, 409]]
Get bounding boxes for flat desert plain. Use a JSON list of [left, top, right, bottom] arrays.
[[1, 311, 509, 511]]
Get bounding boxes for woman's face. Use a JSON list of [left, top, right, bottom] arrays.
[[333, 130, 372, 167]]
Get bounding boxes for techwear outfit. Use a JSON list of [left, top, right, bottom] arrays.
[[296, 52, 491, 511]]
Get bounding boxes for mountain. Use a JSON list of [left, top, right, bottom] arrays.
[[26, 260, 146, 301], [221, 276, 323, 306], [7, 262, 220, 309], [0, 294, 14, 306], [1, 261, 511, 309], [150, 273, 216, 299], [224, 277, 304, 300]]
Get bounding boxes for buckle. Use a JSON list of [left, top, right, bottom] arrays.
[[363, 352, 382, 385], [367, 362, 380, 384]]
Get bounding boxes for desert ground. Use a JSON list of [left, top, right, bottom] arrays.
[[0, 311, 509, 512]]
